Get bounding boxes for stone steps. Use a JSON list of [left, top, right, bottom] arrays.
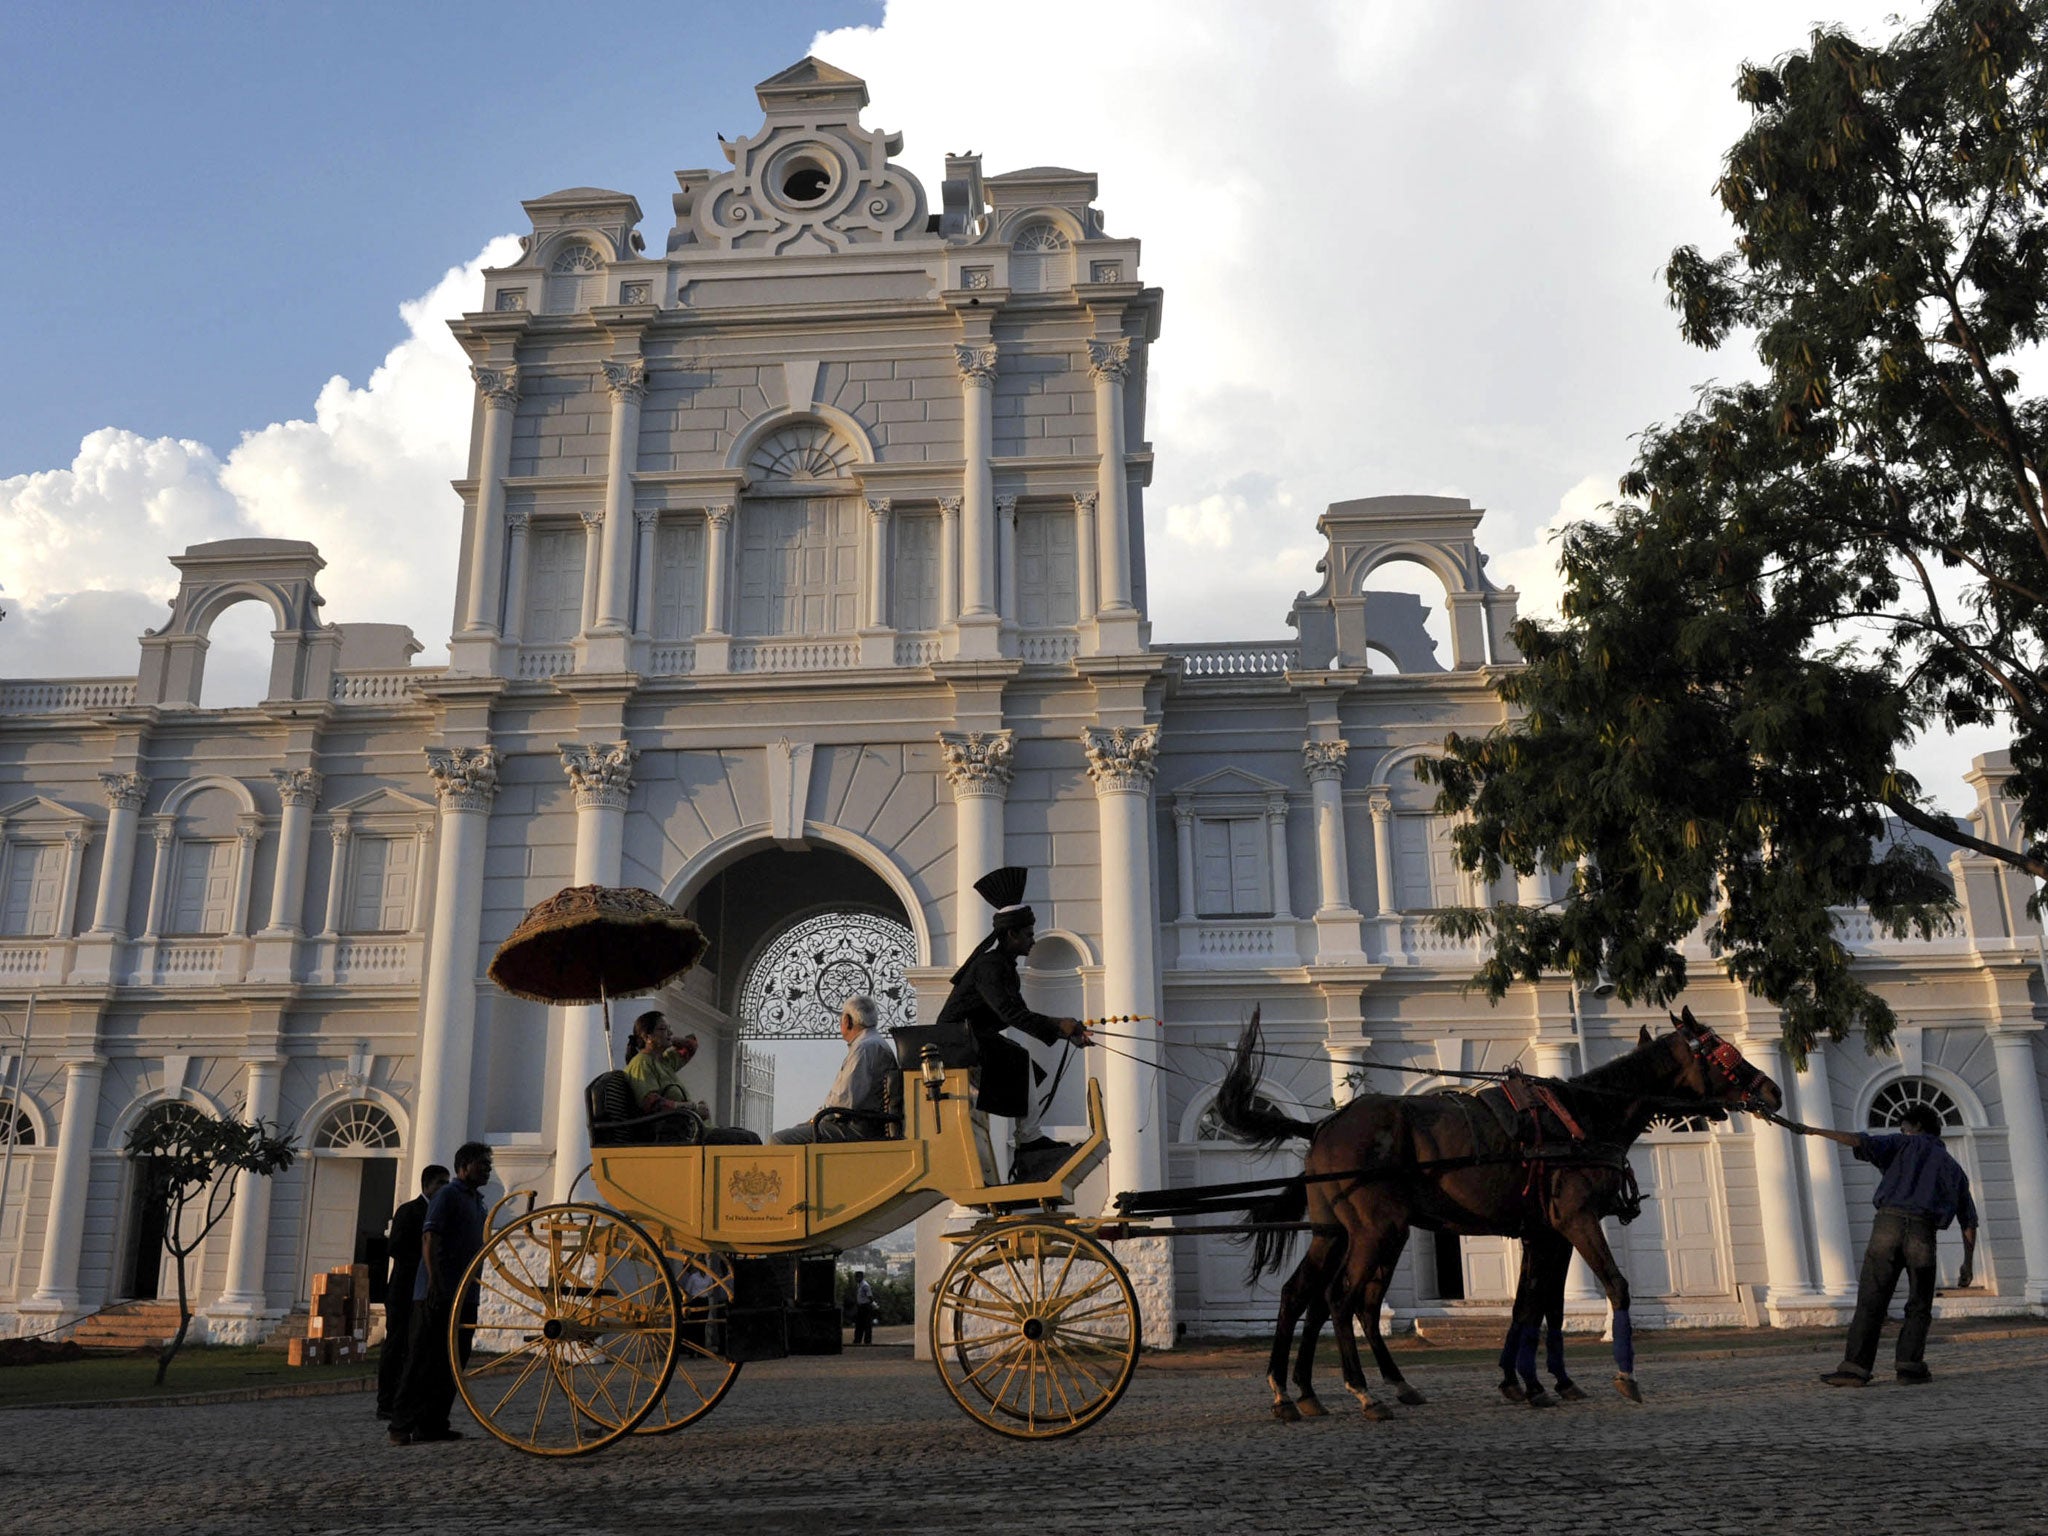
[[70, 1302, 183, 1350]]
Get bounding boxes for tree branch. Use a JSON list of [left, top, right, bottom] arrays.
[[1881, 788, 2048, 882]]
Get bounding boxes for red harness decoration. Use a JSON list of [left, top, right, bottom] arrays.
[[1499, 1069, 1588, 1204]]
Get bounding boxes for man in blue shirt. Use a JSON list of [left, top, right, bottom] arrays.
[[390, 1142, 493, 1445], [1789, 1106, 1977, 1386]]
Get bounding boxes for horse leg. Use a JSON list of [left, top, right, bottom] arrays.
[[1327, 1222, 1399, 1422], [1505, 1247, 1553, 1409], [1537, 1232, 1586, 1401], [1557, 1212, 1641, 1402], [1291, 1288, 1331, 1417], [1265, 1247, 1319, 1423], [1360, 1228, 1424, 1406]]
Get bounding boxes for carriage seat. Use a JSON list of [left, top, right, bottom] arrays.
[[586, 1070, 705, 1147], [807, 1064, 904, 1142]]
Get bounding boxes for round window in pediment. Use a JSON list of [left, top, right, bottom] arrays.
[[770, 146, 841, 209]]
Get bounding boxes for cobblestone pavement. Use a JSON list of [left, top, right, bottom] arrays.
[[8, 1332, 2047, 1535]]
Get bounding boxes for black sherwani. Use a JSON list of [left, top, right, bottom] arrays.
[[934, 948, 1065, 1118]]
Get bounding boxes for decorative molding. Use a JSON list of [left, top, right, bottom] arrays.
[[507, 510, 531, 534], [1302, 740, 1350, 783], [865, 495, 893, 522], [98, 772, 150, 812], [618, 280, 652, 306], [995, 494, 1018, 520], [600, 359, 648, 403], [579, 508, 604, 532], [937, 495, 963, 519], [471, 364, 521, 408], [1081, 725, 1160, 793], [235, 817, 262, 848], [1265, 793, 1291, 824], [425, 746, 501, 812], [938, 730, 1015, 799], [272, 769, 323, 809], [1172, 803, 1196, 830], [1366, 788, 1393, 819], [150, 818, 175, 847], [1073, 491, 1098, 516], [558, 741, 638, 811], [705, 503, 735, 530], [953, 343, 999, 384], [1086, 339, 1133, 385], [634, 507, 661, 530]]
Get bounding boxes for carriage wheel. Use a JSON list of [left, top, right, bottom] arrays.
[[453, 1203, 680, 1457], [931, 1222, 1140, 1439], [626, 1248, 742, 1435]]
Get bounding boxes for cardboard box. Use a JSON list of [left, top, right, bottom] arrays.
[[309, 1273, 333, 1299]]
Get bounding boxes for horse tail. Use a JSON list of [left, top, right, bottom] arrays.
[[1213, 1007, 1323, 1151], [1242, 1177, 1310, 1280]]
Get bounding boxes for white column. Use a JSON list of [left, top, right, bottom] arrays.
[[576, 509, 604, 638], [141, 820, 174, 940], [936, 496, 962, 627], [954, 344, 999, 654], [1172, 804, 1198, 921], [89, 773, 149, 936], [1304, 742, 1352, 911], [1517, 868, 1549, 907], [701, 504, 733, 633], [1743, 1034, 1817, 1318], [632, 509, 660, 640], [1368, 790, 1396, 917], [553, 743, 636, 1203], [213, 1056, 282, 1312], [412, 748, 498, 1185], [229, 818, 261, 938], [1796, 1044, 1859, 1300], [996, 494, 1018, 622], [1082, 726, 1164, 1196], [261, 770, 320, 936], [1073, 492, 1099, 622], [319, 817, 351, 938], [867, 497, 893, 630], [939, 733, 1014, 965], [1325, 1039, 1369, 1109], [1087, 340, 1135, 617], [29, 1057, 105, 1310], [56, 827, 90, 939], [1266, 794, 1294, 920], [1990, 1027, 2048, 1303], [409, 822, 434, 932], [499, 512, 532, 649], [594, 360, 646, 635], [460, 365, 519, 636]]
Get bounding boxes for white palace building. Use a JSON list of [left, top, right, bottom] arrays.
[[2, 59, 2045, 1346]]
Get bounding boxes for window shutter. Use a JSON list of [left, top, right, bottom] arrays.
[[654, 522, 704, 639], [524, 529, 586, 643], [1, 844, 62, 936], [1195, 820, 1235, 916], [1228, 817, 1269, 913], [1393, 815, 1432, 910], [171, 841, 234, 935]]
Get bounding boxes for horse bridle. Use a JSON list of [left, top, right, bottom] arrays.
[[1676, 1016, 1769, 1109]]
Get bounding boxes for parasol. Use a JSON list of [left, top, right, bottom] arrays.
[[489, 885, 708, 1051]]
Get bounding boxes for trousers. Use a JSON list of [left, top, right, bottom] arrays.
[[1841, 1208, 1940, 1376], [392, 1292, 475, 1436], [375, 1294, 413, 1415]]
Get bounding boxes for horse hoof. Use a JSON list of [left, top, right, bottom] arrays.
[[1614, 1374, 1643, 1403], [1557, 1382, 1588, 1402], [1360, 1401, 1395, 1422], [1498, 1382, 1526, 1403], [1295, 1395, 1328, 1418], [1272, 1400, 1301, 1424], [1396, 1385, 1426, 1407], [1526, 1388, 1556, 1409]]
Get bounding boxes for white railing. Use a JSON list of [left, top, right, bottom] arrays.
[[1398, 915, 1484, 961], [0, 678, 137, 714], [646, 644, 696, 676], [894, 634, 943, 667], [517, 647, 574, 680], [1017, 630, 1079, 664], [1168, 641, 1300, 678], [335, 937, 412, 978], [0, 944, 51, 980], [155, 941, 223, 982], [728, 638, 857, 673], [1196, 924, 1280, 959], [329, 670, 419, 704]]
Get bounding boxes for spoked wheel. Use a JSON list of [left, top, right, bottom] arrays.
[[931, 1221, 1140, 1439], [623, 1248, 742, 1435], [454, 1203, 680, 1457]]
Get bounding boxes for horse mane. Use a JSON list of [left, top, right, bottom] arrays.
[[1562, 1029, 1685, 1139]]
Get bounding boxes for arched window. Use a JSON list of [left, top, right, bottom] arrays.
[[1867, 1077, 1965, 1131], [1357, 556, 1452, 674], [737, 421, 863, 640], [747, 420, 857, 481], [544, 243, 606, 313], [1648, 1111, 1714, 1134], [738, 909, 919, 1039], [314, 1101, 401, 1152], [130, 1099, 211, 1150], [197, 599, 277, 710], [0, 1099, 33, 1146], [1011, 222, 1074, 293]]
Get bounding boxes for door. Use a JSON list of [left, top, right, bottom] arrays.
[[1460, 1235, 1518, 1301], [169, 840, 234, 934], [0, 1154, 29, 1294], [1623, 1129, 1732, 1298], [125, 1160, 172, 1299], [737, 496, 859, 637], [302, 1158, 364, 1297]]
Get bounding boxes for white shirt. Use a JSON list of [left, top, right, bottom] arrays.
[[824, 1029, 896, 1115]]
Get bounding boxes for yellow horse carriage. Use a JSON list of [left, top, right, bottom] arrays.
[[456, 887, 1142, 1456]]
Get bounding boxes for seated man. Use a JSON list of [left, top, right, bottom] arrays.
[[623, 1011, 761, 1145], [770, 995, 897, 1144]]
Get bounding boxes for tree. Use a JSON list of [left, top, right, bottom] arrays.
[[125, 1105, 295, 1384], [1422, 0, 2048, 1056]]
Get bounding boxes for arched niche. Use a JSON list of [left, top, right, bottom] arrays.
[[135, 540, 340, 709]]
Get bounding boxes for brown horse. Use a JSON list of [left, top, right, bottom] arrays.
[[1213, 1008, 1781, 1421]]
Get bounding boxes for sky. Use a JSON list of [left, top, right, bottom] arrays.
[[0, 1, 2012, 1116]]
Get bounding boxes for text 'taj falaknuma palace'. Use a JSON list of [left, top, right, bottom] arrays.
[[2, 60, 2045, 1348]]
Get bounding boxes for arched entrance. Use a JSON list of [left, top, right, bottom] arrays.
[[121, 1101, 209, 1301], [299, 1101, 403, 1303]]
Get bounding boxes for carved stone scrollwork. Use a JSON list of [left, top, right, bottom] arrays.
[[996, 494, 1018, 521], [938, 495, 962, 519], [1366, 789, 1393, 821], [1266, 793, 1290, 824], [1081, 725, 1160, 794], [507, 510, 531, 534], [635, 508, 661, 530], [99, 772, 150, 811], [426, 746, 502, 812], [953, 343, 999, 384], [866, 496, 893, 522], [579, 509, 605, 533], [1172, 803, 1196, 830], [471, 365, 521, 409], [1074, 491, 1099, 516], [938, 730, 1015, 800], [600, 359, 648, 403], [1086, 339, 1133, 385], [706, 503, 735, 531], [272, 769, 323, 808], [1302, 740, 1350, 784], [559, 741, 638, 811]]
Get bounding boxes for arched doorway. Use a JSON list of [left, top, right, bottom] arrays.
[[121, 1101, 210, 1301], [299, 1101, 403, 1303]]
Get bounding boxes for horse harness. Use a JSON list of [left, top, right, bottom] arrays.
[[1465, 1070, 1643, 1225]]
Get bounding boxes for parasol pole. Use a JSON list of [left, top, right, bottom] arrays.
[[600, 979, 612, 1063]]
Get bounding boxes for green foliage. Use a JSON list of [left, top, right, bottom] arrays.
[[1423, 0, 2048, 1056], [124, 1108, 295, 1384], [836, 1269, 914, 1326]]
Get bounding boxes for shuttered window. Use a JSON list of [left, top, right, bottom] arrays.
[[1195, 817, 1269, 916], [0, 842, 63, 936], [345, 835, 415, 934]]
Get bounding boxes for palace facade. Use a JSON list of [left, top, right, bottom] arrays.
[[2, 59, 2044, 1346]]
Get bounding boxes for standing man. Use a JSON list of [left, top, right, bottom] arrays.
[[1787, 1105, 1978, 1386], [771, 996, 897, 1143], [851, 1271, 877, 1346], [375, 1163, 448, 1422], [935, 867, 1092, 1179], [390, 1142, 492, 1445]]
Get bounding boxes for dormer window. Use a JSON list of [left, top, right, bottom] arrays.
[[544, 243, 605, 313], [1011, 222, 1074, 293]]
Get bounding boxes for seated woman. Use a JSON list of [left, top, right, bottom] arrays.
[[623, 1011, 762, 1145]]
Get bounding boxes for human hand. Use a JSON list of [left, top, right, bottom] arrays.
[[1957, 1261, 1974, 1289], [1059, 1018, 1093, 1047]]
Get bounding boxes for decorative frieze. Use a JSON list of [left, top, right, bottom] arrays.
[[600, 359, 648, 403], [471, 364, 520, 409], [98, 772, 150, 811], [938, 730, 1015, 799], [1087, 338, 1133, 384], [272, 769, 323, 808], [426, 746, 501, 812], [1082, 725, 1160, 793], [1302, 740, 1350, 783], [559, 741, 638, 811], [953, 343, 999, 384]]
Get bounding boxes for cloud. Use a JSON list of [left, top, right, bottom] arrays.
[[1488, 473, 1617, 627], [0, 236, 521, 684]]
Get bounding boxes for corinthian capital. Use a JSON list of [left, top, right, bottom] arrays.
[[559, 740, 638, 810], [426, 746, 501, 812], [272, 769, 323, 808], [1086, 339, 1133, 384], [953, 343, 999, 384], [705, 503, 734, 531], [471, 364, 521, 408], [1081, 725, 1160, 794], [866, 496, 893, 523], [600, 359, 648, 403], [938, 730, 1015, 799], [1302, 739, 1350, 784], [98, 771, 150, 812], [937, 495, 963, 519]]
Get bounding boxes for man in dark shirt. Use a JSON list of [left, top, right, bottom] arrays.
[[1789, 1105, 1978, 1386], [375, 1163, 448, 1421], [390, 1142, 492, 1445]]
